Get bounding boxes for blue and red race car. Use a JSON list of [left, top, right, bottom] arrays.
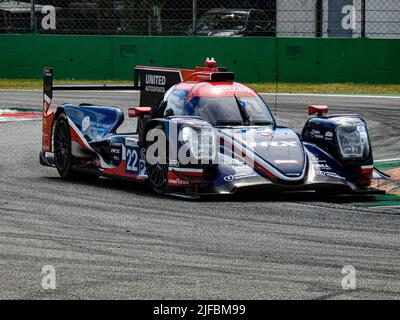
[[40, 58, 378, 198]]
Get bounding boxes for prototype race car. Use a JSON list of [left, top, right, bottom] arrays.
[[40, 58, 378, 198]]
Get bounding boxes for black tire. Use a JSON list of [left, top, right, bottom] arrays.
[[54, 113, 98, 181], [54, 113, 76, 179], [145, 125, 169, 195]]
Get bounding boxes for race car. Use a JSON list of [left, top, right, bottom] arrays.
[[40, 58, 379, 198]]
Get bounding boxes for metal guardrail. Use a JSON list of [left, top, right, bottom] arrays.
[[0, 0, 399, 38]]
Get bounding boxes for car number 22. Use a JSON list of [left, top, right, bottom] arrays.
[[125, 147, 146, 175]]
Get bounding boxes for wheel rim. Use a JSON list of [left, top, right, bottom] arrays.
[[147, 163, 168, 189], [54, 120, 70, 172]]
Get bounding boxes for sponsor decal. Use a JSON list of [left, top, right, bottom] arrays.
[[82, 116, 111, 132], [125, 138, 138, 147], [125, 138, 138, 148], [311, 157, 344, 179], [224, 175, 235, 182], [311, 157, 332, 170], [140, 147, 146, 159], [310, 157, 340, 177], [81, 116, 91, 132], [146, 74, 166, 86], [313, 163, 332, 170], [168, 179, 190, 185], [145, 86, 165, 93], [92, 121, 111, 129], [110, 143, 122, 166], [310, 129, 324, 139], [319, 171, 345, 180], [325, 131, 334, 141], [232, 165, 253, 174], [144, 75, 167, 93], [224, 165, 257, 182], [248, 141, 298, 148], [216, 86, 252, 93], [169, 160, 179, 168]]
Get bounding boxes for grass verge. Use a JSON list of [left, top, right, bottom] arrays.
[[248, 82, 400, 95], [374, 160, 400, 172], [0, 79, 399, 94]]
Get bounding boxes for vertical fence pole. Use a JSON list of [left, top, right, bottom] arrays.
[[192, 0, 197, 35], [30, 0, 36, 33], [361, 0, 366, 38], [315, 0, 323, 37]]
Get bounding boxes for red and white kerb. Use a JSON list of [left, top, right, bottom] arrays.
[[0, 109, 42, 122]]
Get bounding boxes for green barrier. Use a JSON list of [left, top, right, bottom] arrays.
[[278, 38, 400, 84], [0, 34, 399, 83]]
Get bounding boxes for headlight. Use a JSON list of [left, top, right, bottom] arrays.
[[336, 124, 370, 159], [180, 126, 216, 163]]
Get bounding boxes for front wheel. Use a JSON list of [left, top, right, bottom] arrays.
[[145, 125, 169, 195]]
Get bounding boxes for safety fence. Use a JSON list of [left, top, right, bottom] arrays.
[[0, 0, 399, 38]]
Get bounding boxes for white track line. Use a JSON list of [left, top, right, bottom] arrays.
[[375, 158, 400, 163]]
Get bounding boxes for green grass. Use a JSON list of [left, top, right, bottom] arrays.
[[0, 79, 399, 94], [247, 82, 400, 95], [374, 160, 400, 172], [352, 194, 400, 208]]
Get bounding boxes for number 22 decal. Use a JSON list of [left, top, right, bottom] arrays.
[[126, 148, 138, 172], [126, 147, 145, 175]]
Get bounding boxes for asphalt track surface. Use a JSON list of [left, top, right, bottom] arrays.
[[0, 90, 399, 299]]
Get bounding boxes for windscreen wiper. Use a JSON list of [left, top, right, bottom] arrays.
[[234, 94, 251, 125]]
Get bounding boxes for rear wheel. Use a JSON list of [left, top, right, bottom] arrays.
[[54, 114, 76, 179], [54, 113, 98, 181]]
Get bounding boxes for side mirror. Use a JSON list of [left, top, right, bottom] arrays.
[[128, 107, 152, 118], [308, 105, 328, 117]]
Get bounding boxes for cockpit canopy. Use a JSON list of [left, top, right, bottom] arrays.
[[155, 82, 275, 126]]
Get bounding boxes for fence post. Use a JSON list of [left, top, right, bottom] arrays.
[[30, 0, 36, 33], [361, 0, 366, 38], [315, 0, 323, 37], [192, 0, 197, 35]]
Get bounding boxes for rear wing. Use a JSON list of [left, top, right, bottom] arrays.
[[42, 68, 142, 114], [43, 59, 234, 113], [43, 66, 184, 112]]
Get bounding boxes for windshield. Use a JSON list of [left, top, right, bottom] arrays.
[[197, 12, 248, 31], [185, 95, 274, 126]]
